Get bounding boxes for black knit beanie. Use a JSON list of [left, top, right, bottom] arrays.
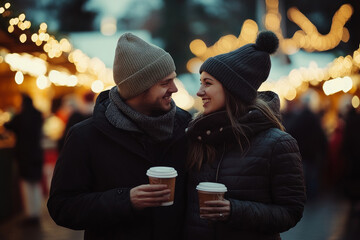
[[199, 31, 279, 104]]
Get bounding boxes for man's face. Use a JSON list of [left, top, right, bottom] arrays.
[[133, 72, 178, 116]]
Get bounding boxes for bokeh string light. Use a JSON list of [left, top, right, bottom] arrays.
[[0, 1, 194, 110], [0, 1, 113, 94], [187, 0, 359, 111]]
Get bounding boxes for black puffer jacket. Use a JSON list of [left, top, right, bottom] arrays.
[[47, 90, 191, 240], [185, 92, 306, 240]]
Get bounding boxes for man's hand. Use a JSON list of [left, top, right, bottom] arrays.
[[130, 184, 170, 210]]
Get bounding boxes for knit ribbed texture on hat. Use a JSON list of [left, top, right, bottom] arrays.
[[200, 31, 278, 104], [113, 33, 176, 99]]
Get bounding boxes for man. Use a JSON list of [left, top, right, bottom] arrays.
[[47, 33, 191, 239]]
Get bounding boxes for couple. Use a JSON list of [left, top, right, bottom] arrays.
[[47, 32, 306, 240]]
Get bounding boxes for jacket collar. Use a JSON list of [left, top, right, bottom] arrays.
[[186, 91, 281, 146]]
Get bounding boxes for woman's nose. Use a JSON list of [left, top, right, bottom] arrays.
[[197, 86, 205, 97]]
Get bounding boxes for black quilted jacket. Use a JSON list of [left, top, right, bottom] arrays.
[[47, 90, 192, 240], [185, 92, 306, 240]]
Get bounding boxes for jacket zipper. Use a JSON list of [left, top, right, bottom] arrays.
[[215, 143, 226, 182]]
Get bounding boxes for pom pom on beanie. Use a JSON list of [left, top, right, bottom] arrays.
[[255, 31, 279, 54], [199, 31, 279, 104]]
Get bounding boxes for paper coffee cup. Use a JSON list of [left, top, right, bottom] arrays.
[[196, 182, 227, 208], [146, 166, 178, 206]]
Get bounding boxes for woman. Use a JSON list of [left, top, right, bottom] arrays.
[[185, 31, 306, 240]]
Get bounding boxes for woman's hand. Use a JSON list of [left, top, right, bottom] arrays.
[[130, 184, 170, 210], [200, 199, 231, 221]]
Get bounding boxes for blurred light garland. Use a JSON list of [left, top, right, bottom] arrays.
[[0, 1, 114, 93], [0, 1, 194, 110], [187, 0, 359, 109]]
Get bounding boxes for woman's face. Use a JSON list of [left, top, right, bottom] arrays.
[[197, 71, 226, 115]]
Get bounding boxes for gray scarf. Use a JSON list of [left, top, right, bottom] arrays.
[[105, 86, 176, 141]]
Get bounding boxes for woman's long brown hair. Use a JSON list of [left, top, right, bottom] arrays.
[[187, 89, 284, 170]]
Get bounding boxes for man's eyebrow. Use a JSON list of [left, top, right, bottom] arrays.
[[160, 78, 172, 83], [162, 75, 176, 82]]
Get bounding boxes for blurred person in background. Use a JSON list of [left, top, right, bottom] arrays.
[[282, 89, 328, 200], [57, 91, 95, 152], [4, 94, 44, 225], [47, 33, 191, 240], [185, 31, 306, 240], [342, 105, 360, 214], [325, 94, 351, 191]]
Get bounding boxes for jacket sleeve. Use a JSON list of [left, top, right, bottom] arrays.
[[47, 126, 137, 230], [226, 134, 306, 233]]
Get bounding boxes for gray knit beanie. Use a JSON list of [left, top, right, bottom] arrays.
[[113, 33, 176, 99], [200, 31, 279, 104]]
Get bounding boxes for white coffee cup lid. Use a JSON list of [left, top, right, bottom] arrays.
[[196, 182, 227, 192], [146, 166, 178, 178]]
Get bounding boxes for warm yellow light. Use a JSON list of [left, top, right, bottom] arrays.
[[354, 51, 360, 65], [340, 4, 353, 18], [15, 71, 24, 84], [342, 76, 353, 93], [5, 53, 47, 77], [8, 25, 14, 33], [43, 115, 65, 141], [186, 57, 203, 74], [4, 3, 11, 9], [0, 7, 5, 14], [24, 20, 31, 29], [19, 34, 27, 43], [60, 38, 72, 52], [172, 79, 194, 110], [288, 69, 303, 87], [68, 75, 78, 87], [31, 33, 38, 42], [281, 39, 299, 54], [0, 111, 11, 126], [39, 32, 46, 41], [19, 13, 25, 21], [89, 57, 106, 75], [100, 17, 117, 36], [39, 53, 47, 61], [18, 22, 26, 30], [91, 80, 104, 93], [323, 77, 353, 95], [284, 87, 297, 101], [352, 95, 360, 108], [265, 0, 278, 9], [190, 39, 207, 56], [240, 20, 258, 43], [48, 70, 76, 86], [43, 33, 50, 41], [265, 13, 281, 31], [36, 75, 51, 89], [342, 27, 350, 43], [35, 39, 43, 46], [40, 22, 47, 31], [218, 35, 237, 52]]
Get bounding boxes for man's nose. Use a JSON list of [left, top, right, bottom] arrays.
[[169, 80, 178, 93]]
